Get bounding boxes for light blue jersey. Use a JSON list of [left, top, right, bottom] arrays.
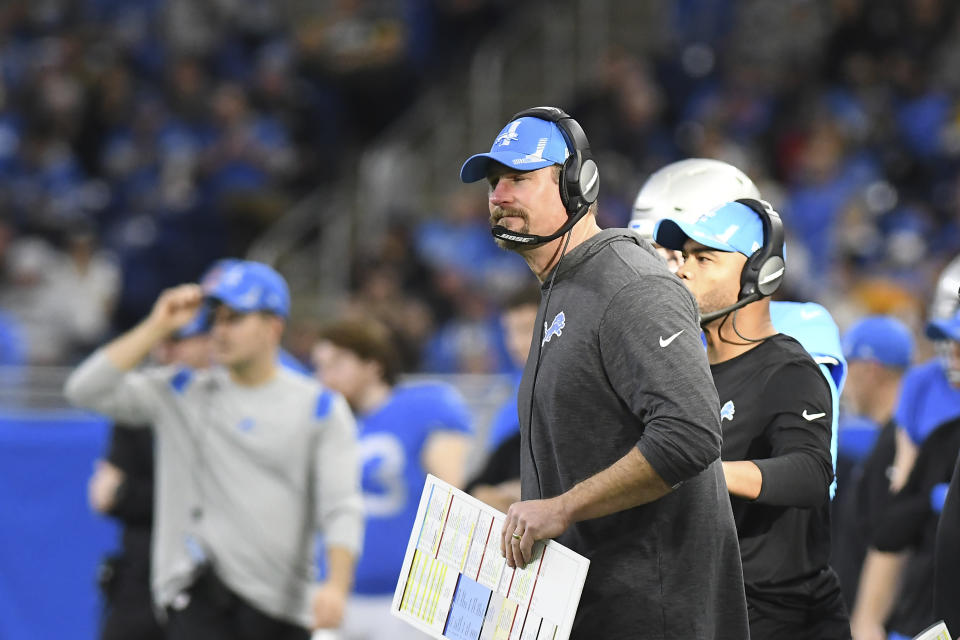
[[351, 382, 472, 595], [895, 359, 960, 445], [771, 301, 846, 498], [486, 372, 522, 452]]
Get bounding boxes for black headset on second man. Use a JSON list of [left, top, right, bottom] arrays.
[[698, 197, 786, 326]]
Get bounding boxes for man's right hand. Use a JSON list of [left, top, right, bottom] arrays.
[[850, 618, 886, 640], [147, 284, 204, 335], [88, 460, 125, 514]]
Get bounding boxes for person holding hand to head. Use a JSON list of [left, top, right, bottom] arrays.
[[66, 260, 362, 640]]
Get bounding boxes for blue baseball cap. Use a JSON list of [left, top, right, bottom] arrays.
[[654, 201, 764, 257], [926, 308, 960, 343], [843, 315, 914, 368], [174, 307, 209, 340], [459, 116, 571, 183], [201, 259, 290, 318]]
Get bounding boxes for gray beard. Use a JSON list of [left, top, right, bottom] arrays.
[[491, 211, 532, 251]]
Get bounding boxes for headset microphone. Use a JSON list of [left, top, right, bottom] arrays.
[[699, 293, 761, 327], [491, 205, 591, 245]]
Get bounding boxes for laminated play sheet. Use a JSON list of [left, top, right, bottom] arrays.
[[391, 475, 590, 640], [911, 621, 952, 640]]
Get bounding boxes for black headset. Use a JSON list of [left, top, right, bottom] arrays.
[[490, 106, 600, 246], [699, 197, 786, 325]]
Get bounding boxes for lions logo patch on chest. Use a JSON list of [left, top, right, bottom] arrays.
[[542, 311, 566, 346], [720, 400, 736, 422]]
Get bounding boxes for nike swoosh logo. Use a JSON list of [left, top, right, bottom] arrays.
[[802, 410, 826, 421], [800, 309, 822, 320], [659, 330, 684, 348]]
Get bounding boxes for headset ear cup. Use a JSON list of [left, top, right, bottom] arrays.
[[757, 256, 785, 296], [560, 153, 579, 214], [740, 254, 760, 298], [579, 158, 599, 205]]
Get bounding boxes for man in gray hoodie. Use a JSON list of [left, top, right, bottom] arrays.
[[458, 107, 748, 639], [65, 260, 363, 640]]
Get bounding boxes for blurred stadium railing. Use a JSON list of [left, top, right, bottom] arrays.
[[1, 366, 513, 473]]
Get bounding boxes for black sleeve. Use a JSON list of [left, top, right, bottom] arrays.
[[104, 425, 155, 525], [465, 432, 521, 494], [600, 276, 722, 487], [872, 423, 960, 551], [935, 451, 960, 631], [108, 475, 155, 524], [753, 361, 834, 507]]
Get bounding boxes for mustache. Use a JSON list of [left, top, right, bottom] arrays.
[[490, 207, 529, 226]]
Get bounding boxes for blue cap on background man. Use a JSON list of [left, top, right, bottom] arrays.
[[459, 116, 571, 183], [201, 259, 290, 318], [926, 307, 960, 342], [843, 315, 914, 368], [174, 308, 210, 340], [654, 201, 764, 257]]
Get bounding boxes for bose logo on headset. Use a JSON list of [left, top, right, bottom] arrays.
[[497, 232, 538, 244]]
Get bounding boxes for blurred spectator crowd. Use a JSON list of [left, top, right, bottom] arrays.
[[4, 0, 960, 373], [343, 0, 960, 377], [0, 0, 506, 366]]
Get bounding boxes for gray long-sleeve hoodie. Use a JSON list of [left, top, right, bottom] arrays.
[[65, 352, 363, 628], [518, 229, 748, 639]]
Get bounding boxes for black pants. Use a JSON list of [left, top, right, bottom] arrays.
[[748, 590, 851, 640], [99, 554, 165, 640], [165, 568, 310, 640]]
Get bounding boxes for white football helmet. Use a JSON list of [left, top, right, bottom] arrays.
[[930, 254, 960, 321], [630, 158, 761, 239]]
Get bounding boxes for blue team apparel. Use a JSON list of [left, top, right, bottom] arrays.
[[174, 307, 209, 340], [486, 372, 522, 451], [459, 116, 571, 183], [837, 414, 882, 464], [843, 315, 914, 369], [771, 301, 847, 498], [654, 201, 767, 257], [278, 348, 311, 376], [772, 302, 847, 391], [201, 259, 290, 318], [926, 308, 960, 342], [351, 382, 473, 595], [896, 359, 960, 445]]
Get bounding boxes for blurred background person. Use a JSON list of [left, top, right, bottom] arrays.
[[630, 158, 848, 500], [851, 305, 960, 640], [312, 317, 473, 640], [830, 316, 914, 607], [88, 308, 211, 640], [465, 284, 540, 512], [66, 261, 362, 639]]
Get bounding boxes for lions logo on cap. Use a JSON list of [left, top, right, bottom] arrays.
[[495, 121, 522, 147]]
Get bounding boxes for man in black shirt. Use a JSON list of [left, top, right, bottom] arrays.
[[935, 450, 960, 634], [656, 200, 850, 639]]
